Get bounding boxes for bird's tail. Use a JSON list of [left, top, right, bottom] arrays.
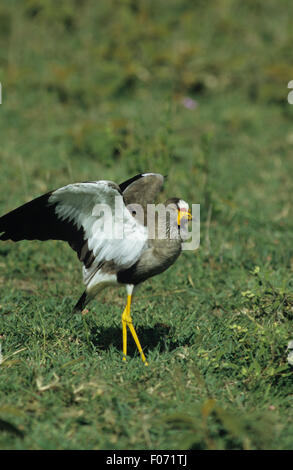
[[73, 290, 88, 313]]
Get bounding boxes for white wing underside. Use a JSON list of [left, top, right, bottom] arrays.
[[48, 181, 148, 287]]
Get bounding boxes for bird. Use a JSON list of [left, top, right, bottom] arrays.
[[0, 173, 192, 365]]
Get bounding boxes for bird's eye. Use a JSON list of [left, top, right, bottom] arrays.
[[132, 210, 136, 216]]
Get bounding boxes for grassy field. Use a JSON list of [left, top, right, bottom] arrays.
[[0, 0, 293, 450]]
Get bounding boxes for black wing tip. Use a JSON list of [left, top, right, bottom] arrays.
[[72, 291, 88, 312], [119, 174, 144, 193], [119, 173, 164, 192], [0, 192, 53, 243]]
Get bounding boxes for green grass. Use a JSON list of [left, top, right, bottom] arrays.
[[0, 0, 293, 450]]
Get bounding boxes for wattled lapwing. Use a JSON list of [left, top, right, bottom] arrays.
[[0, 173, 191, 365]]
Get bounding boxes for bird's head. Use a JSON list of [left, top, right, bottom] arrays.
[[176, 199, 192, 226], [164, 198, 192, 229]]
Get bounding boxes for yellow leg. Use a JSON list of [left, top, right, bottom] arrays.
[[122, 304, 128, 361], [121, 294, 148, 366]]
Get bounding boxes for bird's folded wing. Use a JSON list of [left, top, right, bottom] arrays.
[[120, 173, 164, 226], [0, 181, 148, 271]]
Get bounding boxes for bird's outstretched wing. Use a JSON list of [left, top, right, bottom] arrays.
[[120, 173, 164, 226], [0, 181, 147, 271]]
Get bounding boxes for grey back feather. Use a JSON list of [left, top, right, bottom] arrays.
[[121, 173, 164, 226]]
